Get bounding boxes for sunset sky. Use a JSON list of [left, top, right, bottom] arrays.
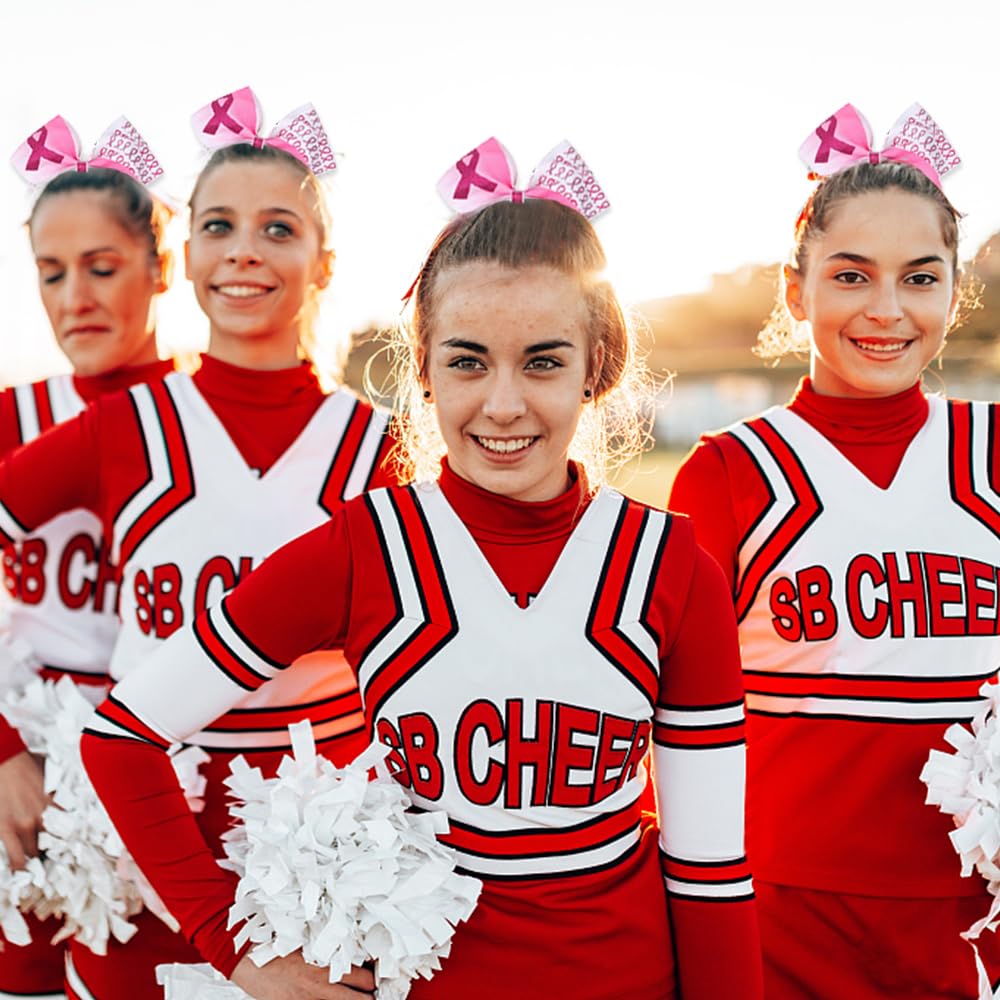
[[1, 0, 997, 383]]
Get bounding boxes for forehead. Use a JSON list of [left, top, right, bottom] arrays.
[[815, 189, 952, 262], [431, 262, 589, 348], [31, 189, 138, 254], [191, 159, 315, 214]]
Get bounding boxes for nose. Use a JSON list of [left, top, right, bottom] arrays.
[[63, 269, 97, 315], [864, 279, 904, 325], [225, 227, 261, 266], [482, 370, 528, 424]]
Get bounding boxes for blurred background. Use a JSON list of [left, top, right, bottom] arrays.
[[2, 0, 998, 504]]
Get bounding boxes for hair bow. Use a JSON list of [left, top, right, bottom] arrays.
[[11, 115, 163, 188], [191, 86, 337, 178], [799, 103, 960, 189], [436, 137, 610, 220]]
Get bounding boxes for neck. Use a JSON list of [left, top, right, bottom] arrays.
[[206, 327, 302, 371]]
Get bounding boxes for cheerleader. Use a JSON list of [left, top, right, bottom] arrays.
[[668, 104, 998, 998], [0, 117, 173, 1000], [0, 90, 392, 1000], [78, 138, 763, 1000]]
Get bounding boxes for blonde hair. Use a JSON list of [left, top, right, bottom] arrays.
[[381, 199, 657, 488]]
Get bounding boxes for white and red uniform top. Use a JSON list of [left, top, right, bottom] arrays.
[[0, 356, 395, 819], [669, 378, 1000, 898], [80, 461, 763, 999], [0, 359, 173, 764]]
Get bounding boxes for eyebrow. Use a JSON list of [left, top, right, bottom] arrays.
[[826, 251, 946, 267], [36, 246, 121, 264], [196, 205, 303, 220], [439, 338, 577, 354]]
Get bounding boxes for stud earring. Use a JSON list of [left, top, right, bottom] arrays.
[[583, 388, 592, 399], [423, 390, 431, 400]]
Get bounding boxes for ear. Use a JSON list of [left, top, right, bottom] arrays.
[[315, 248, 335, 290], [784, 264, 807, 322], [183, 239, 191, 281], [152, 250, 174, 295], [588, 341, 606, 398], [947, 273, 962, 329]]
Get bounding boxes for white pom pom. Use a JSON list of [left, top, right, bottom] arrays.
[[222, 720, 481, 998], [921, 680, 1000, 999], [156, 962, 252, 999], [0, 677, 207, 953]]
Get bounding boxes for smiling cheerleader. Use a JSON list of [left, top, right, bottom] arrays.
[[668, 104, 1000, 998]]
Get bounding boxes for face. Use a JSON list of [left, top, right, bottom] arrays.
[[185, 159, 332, 368], [424, 262, 599, 503], [786, 188, 958, 399], [31, 190, 164, 377]]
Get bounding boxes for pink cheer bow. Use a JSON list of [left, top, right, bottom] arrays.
[[437, 137, 610, 220], [799, 103, 960, 189], [191, 86, 337, 178], [11, 115, 164, 188]]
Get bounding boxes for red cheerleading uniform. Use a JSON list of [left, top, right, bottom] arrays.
[[0, 356, 395, 1000], [80, 460, 764, 1000], [669, 376, 1000, 998], [0, 359, 172, 1000]]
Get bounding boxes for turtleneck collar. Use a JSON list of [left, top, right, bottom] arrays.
[[72, 358, 174, 404], [789, 376, 929, 445], [192, 354, 322, 407], [438, 456, 589, 544]]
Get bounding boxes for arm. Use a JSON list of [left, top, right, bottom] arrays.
[[80, 512, 357, 976], [653, 525, 763, 1000]]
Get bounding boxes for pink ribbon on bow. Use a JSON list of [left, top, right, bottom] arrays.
[[191, 86, 337, 178], [437, 137, 611, 220], [11, 115, 164, 188], [799, 103, 960, 189]]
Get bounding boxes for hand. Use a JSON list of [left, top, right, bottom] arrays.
[[0, 751, 47, 870], [231, 954, 376, 1000]]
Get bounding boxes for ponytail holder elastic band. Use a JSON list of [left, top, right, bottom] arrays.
[[191, 86, 337, 178], [799, 102, 960, 189]]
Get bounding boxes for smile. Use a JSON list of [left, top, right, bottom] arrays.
[[212, 284, 274, 299], [849, 338, 914, 355], [474, 436, 537, 454]]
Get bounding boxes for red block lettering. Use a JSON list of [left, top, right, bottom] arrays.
[[505, 699, 553, 809], [884, 552, 928, 638], [924, 553, 965, 637], [592, 714, 638, 802], [796, 565, 838, 641], [549, 704, 600, 808], [398, 713, 444, 801], [454, 700, 504, 806], [769, 576, 802, 641], [845, 554, 888, 639]]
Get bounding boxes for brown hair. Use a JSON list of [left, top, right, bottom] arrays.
[[188, 143, 342, 380], [387, 198, 655, 486], [29, 167, 171, 261], [757, 161, 963, 360]]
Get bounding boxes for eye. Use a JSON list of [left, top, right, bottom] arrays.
[[447, 355, 486, 372], [264, 221, 294, 239], [833, 270, 868, 285], [40, 271, 64, 286], [905, 272, 939, 286], [525, 356, 563, 371], [202, 218, 231, 235], [91, 261, 117, 278]]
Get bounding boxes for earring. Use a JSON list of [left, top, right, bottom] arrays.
[[423, 390, 431, 400], [583, 388, 592, 399]]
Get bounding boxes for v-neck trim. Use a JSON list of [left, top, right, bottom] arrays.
[[770, 396, 941, 496], [418, 482, 614, 616], [167, 373, 347, 484]]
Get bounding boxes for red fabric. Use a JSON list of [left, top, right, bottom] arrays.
[[83, 467, 762, 998], [0, 913, 65, 994], [755, 881, 1000, 999]]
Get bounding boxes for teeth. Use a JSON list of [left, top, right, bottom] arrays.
[[853, 340, 910, 353], [216, 284, 270, 298], [477, 436, 534, 454]]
